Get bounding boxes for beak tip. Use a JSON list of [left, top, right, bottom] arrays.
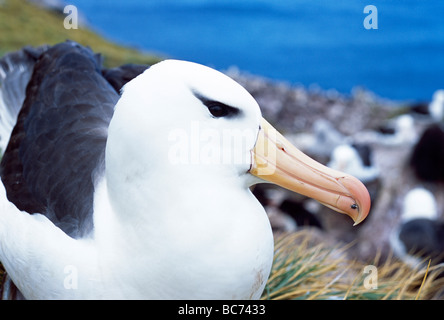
[[352, 191, 371, 226], [338, 174, 371, 226]]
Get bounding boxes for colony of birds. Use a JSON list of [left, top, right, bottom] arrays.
[[228, 67, 444, 267]]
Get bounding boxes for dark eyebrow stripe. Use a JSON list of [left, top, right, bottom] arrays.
[[192, 90, 241, 118]]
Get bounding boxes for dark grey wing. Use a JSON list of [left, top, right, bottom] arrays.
[[0, 41, 119, 238]]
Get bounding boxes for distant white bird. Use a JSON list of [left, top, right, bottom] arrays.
[[390, 187, 443, 268], [286, 119, 348, 161], [0, 41, 371, 299], [352, 114, 417, 147], [401, 187, 438, 222], [327, 144, 379, 183], [429, 89, 444, 122], [308, 119, 348, 157], [392, 114, 418, 144]]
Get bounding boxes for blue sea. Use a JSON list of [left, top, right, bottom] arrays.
[[68, 0, 444, 101]]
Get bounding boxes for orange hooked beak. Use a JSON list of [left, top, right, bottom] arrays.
[[250, 118, 371, 225]]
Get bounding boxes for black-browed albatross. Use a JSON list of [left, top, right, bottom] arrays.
[[0, 41, 371, 299]]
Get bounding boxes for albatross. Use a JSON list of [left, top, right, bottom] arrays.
[[0, 41, 371, 299]]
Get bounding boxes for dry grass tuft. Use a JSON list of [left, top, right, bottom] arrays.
[[262, 230, 444, 300]]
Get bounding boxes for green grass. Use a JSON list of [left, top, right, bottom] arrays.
[[0, 0, 161, 67]]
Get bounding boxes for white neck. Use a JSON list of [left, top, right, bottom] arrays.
[[91, 133, 274, 298]]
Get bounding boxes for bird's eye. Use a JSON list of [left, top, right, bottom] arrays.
[[207, 102, 231, 118], [192, 90, 241, 119]]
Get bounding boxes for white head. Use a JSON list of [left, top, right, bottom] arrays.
[[105, 59, 371, 224], [402, 187, 438, 222], [107, 60, 262, 188], [328, 144, 362, 172]]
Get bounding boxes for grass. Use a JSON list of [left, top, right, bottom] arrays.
[[262, 230, 444, 300], [0, 0, 161, 67]]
